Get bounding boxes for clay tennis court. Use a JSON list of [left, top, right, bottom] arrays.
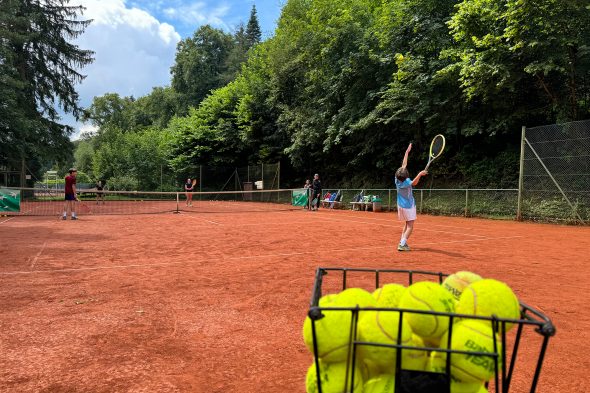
[[0, 208, 588, 392]]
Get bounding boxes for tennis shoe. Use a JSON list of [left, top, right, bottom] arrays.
[[62, 215, 67, 220], [71, 216, 78, 220], [397, 244, 410, 251]]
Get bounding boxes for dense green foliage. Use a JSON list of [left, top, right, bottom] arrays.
[[0, 0, 93, 170], [73, 0, 589, 190]]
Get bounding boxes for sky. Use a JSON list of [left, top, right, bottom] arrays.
[[64, 0, 284, 138]]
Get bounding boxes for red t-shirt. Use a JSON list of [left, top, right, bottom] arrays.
[[65, 175, 76, 194]]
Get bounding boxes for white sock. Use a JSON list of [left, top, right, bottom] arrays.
[[72, 212, 76, 217], [400, 237, 407, 246], [63, 212, 67, 217]]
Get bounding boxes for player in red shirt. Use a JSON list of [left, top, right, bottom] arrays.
[[62, 168, 78, 220]]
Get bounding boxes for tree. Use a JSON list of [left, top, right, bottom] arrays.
[[245, 5, 262, 48], [170, 25, 234, 113], [0, 0, 94, 165]]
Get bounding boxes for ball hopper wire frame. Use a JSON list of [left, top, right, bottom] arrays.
[[307, 267, 556, 393]]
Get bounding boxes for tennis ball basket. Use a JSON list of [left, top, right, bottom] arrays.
[[305, 267, 556, 393]]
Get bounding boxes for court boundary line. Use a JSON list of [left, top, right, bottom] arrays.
[[28, 242, 47, 269], [0, 235, 523, 276], [310, 215, 489, 238], [0, 216, 16, 224], [278, 210, 483, 231]]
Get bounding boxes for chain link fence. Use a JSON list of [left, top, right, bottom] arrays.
[[319, 188, 518, 219], [198, 163, 280, 192], [519, 120, 590, 224]]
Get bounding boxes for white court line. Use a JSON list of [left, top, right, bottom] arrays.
[[29, 242, 47, 269], [0, 235, 523, 276], [309, 215, 488, 238], [278, 210, 479, 231], [0, 216, 17, 224]]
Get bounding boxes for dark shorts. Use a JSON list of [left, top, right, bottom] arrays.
[[65, 193, 76, 201]]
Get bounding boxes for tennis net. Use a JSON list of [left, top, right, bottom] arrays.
[[1, 188, 298, 216]]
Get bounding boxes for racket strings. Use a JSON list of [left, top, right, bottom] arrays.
[[430, 135, 445, 158]]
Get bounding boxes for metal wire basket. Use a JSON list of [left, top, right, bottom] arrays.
[[306, 267, 556, 393]]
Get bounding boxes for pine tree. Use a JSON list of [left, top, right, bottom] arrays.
[[245, 5, 262, 48], [0, 0, 94, 164]]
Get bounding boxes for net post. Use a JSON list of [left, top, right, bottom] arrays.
[[464, 189, 469, 217], [175, 192, 180, 213], [277, 161, 280, 202], [517, 126, 526, 221]]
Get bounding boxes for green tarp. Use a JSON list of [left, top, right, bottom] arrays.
[[0, 188, 20, 212], [291, 189, 309, 207]]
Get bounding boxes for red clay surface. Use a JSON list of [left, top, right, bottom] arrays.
[[0, 209, 589, 392]]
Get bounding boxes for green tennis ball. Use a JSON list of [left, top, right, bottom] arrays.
[[456, 279, 520, 331], [372, 284, 406, 307], [302, 294, 350, 362], [358, 310, 412, 371], [338, 288, 378, 308], [398, 281, 455, 339], [439, 319, 502, 383], [401, 334, 428, 371], [443, 271, 483, 302], [306, 360, 364, 393], [427, 351, 486, 393], [475, 385, 488, 393], [302, 289, 376, 363], [363, 374, 396, 393], [360, 358, 382, 382]]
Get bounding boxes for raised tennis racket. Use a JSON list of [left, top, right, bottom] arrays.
[[192, 178, 197, 187], [424, 134, 446, 171]]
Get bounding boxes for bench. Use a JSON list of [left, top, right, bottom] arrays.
[[350, 201, 373, 211], [321, 190, 342, 209]]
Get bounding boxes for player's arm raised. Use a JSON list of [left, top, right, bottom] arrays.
[[401, 143, 412, 169]]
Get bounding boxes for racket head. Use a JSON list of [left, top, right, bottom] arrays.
[[192, 179, 197, 187], [429, 134, 445, 160]]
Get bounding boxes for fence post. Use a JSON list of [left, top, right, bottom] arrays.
[[419, 190, 423, 214], [388, 189, 391, 211], [465, 189, 469, 217], [517, 126, 526, 221]]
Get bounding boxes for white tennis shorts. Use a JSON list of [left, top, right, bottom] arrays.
[[397, 206, 417, 221]]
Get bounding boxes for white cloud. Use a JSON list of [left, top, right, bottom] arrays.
[[162, 2, 231, 29], [66, 0, 182, 139]]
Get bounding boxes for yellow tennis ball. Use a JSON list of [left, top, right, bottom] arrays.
[[360, 358, 382, 382], [363, 374, 395, 393], [443, 271, 483, 302], [302, 289, 376, 363], [338, 288, 378, 308], [400, 334, 428, 371], [306, 360, 364, 393], [427, 351, 486, 393], [439, 319, 502, 383], [456, 279, 520, 331], [302, 294, 351, 362], [398, 281, 455, 339], [358, 310, 412, 371], [372, 283, 406, 307]]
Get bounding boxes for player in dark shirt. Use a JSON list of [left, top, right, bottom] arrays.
[[311, 173, 322, 211], [62, 168, 78, 220], [96, 180, 105, 205]]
